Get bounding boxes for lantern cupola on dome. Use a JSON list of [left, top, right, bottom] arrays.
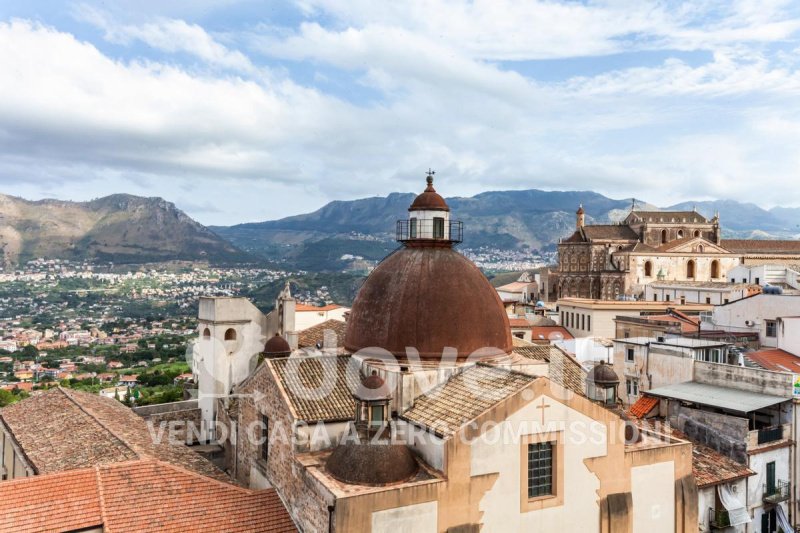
[[397, 170, 462, 245]]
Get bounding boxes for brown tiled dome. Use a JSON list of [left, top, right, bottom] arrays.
[[344, 246, 513, 361], [409, 175, 449, 212], [263, 334, 291, 358], [588, 360, 619, 386], [355, 371, 391, 401], [326, 441, 419, 486]]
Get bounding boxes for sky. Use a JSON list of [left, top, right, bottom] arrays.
[[0, 1, 799, 225]]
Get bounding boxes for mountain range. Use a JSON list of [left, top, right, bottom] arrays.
[[0, 190, 798, 270], [0, 193, 249, 267], [213, 190, 800, 270]]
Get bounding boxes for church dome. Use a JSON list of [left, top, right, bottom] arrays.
[[326, 440, 419, 486], [587, 360, 619, 387], [408, 174, 449, 212], [345, 174, 512, 362], [263, 334, 291, 358]]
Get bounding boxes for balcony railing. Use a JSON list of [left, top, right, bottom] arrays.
[[763, 480, 790, 504], [758, 425, 784, 444], [396, 219, 463, 244], [709, 508, 732, 529]]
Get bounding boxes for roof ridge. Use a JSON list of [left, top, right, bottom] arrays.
[[58, 387, 142, 460], [95, 465, 110, 532]]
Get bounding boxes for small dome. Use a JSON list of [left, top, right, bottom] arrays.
[[355, 371, 391, 401], [588, 361, 619, 386], [409, 175, 449, 212], [326, 440, 419, 486], [264, 334, 291, 357]]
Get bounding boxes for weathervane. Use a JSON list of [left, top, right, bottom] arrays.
[[426, 168, 435, 185]]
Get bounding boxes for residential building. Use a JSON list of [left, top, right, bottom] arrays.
[[702, 293, 800, 348], [294, 303, 349, 331], [644, 280, 760, 305], [612, 337, 732, 406], [557, 298, 712, 339]]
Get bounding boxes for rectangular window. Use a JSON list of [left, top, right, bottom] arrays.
[[260, 415, 269, 462], [626, 378, 639, 396], [527, 442, 554, 498], [755, 277, 760, 285], [653, 294, 658, 301], [581, 315, 585, 331], [766, 320, 777, 338], [370, 405, 384, 427], [705, 297, 711, 304], [626, 348, 634, 363], [409, 218, 418, 238], [433, 217, 445, 239], [665, 294, 671, 302], [587, 316, 591, 331]]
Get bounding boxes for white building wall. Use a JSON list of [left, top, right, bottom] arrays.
[[294, 307, 348, 331], [371, 501, 437, 533], [748, 447, 791, 529], [778, 317, 800, 356], [706, 294, 800, 348], [470, 395, 606, 532], [631, 461, 675, 533]]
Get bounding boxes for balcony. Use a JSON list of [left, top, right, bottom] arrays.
[[709, 508, 732, 530], [396, 219, 463, 244], [747, 423, 791, 450], [763, 480, 790, 504]]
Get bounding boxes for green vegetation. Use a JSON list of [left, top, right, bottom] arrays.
[[0, 388, 29, 407]]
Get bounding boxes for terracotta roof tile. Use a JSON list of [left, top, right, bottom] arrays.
[[0, 387, 225, 480], [668, 429, 755, 488], [0, 468, 101, 533], [721, 239, 800, 254], [745, 349, 800, 373], [0, 460, 297, 533], [297, 319, 347, 349], [269, 356, 360, 422], [581, 225, 639, 242], [401, 365, 535, 437], [512, 341, 586, 396], [628, 396, 659, 419], [530, 325, 574, 341]]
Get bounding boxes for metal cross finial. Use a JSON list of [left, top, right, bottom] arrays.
[[426, 168, 435, 185]]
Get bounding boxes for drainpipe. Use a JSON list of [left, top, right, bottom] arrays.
[[328, 504, 335, 533], [645, 342, 653, 389]]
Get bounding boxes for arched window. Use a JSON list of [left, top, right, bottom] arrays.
[[644, 261, 653, 277], [711, 260, 720, 279], [694, 230, 701, 238], [224, 328, 237, 341], [661, 230, 668, 244], [677, 230, 684, 239], [686, 260, 696, 279], [202, 328, 211, 339], [697, 245, 704, 253]]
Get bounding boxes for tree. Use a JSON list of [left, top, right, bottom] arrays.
[[20, 345, 39, 359]]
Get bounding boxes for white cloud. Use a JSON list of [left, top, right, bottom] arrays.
[[2, 1, 800, 225], [74, 4, 256, 73]]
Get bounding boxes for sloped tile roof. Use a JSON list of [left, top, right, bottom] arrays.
[[297, 319, 347, 349], [401, 365, 535, 437], [0, 460, 297, 533], [630, 210, 708, 223], [628, 396, 659, 419], [531, 325, 574, 341], [721, 239, 800, 254], [668, 429, 755, 488], [0, 387, 224, 480], [508, 317, 531, 328], [0, 468, 101, 533], [269, 356, 360, 422], [512, 341, 586, 396], [581, 225, 639, 242], [745, 349, 800, 373]]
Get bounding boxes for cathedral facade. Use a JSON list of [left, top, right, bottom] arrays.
[[553, 206, 800, 300]]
